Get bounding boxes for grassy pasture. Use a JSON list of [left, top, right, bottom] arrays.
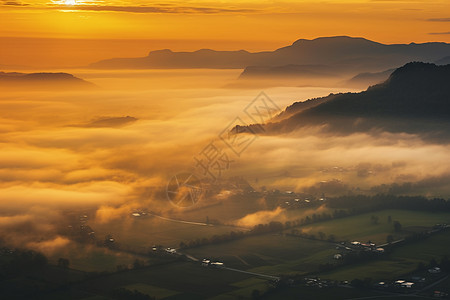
[[260, 286, 383, 300], [319, 229, 450, 281], [123, 283, 180, 299], [185, 234, 337, 275], [47, 242, 156, 272], [292, 209, 450, 244], [91, 216, 241, 250], [390, 229, 450, 262], [184, 210, 450, 277], [75, 261, 256, 299]]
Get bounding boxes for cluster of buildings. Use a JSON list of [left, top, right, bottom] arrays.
[[278, 191, 326, 209], [375, 267, 445, 293], [151, 245, 176, 254], [376, 280, 416, 289], [350, 241, 385, 253], [130, 209, 149, 218], [333, 241, 385, 259], [165, 247, 177, 254], [202, 258, 224, 268], [0, 247, 14, 255], [303, 277, 333, 288]]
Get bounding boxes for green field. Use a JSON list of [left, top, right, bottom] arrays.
[[46, 242, 158, 272], [90, 216, 243, 250], [89, 203, 334, 252], [64, 251, 148, 273], [123, 283, 180, 299], [72, 261, 265, 299], [185, 234, 337, 275], [183, 209, 450, 277], [417, 275, 450, 298], [57, 209, 450, 291], [260, 286, 384, 300], [292, 209, 450, 244], [390, 229, 450, 262], [220, 278, 269, 299], [319, 229, 450, 281], [2, 260, 268, 300], [3, 208, 450, 299]]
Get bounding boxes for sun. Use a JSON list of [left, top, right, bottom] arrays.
[[64, 0, 76, 5]]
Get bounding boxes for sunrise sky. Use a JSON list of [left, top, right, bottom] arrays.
[[1, 0, 449, 67]]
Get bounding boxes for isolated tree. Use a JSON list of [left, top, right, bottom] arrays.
[[57, 258, 70, 269], [393, 221, 402, 232], [133, 259, 144, 269], [116, 264, 127, 272], [112, 288, 154, 300], [440, 256, 450, 272], [387, 215, 392, 223], [251, 289, 261, 299], [318, 231, 326, 240], [386, 234, 394, 244], [268, 221, 284, 232], [327, 234, 336, 242], [416, 262, 426, 272], [351, 279, 364, 288], [32, 252, 48, 269], [370, 215, 379, 225], [429, 258, 438, 268], [363, 278, 373, 287]]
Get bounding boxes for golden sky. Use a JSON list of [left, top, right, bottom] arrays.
[[0, 0, 449, 67]]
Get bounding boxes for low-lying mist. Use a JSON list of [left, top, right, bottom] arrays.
[[1, 69, 449, 256]]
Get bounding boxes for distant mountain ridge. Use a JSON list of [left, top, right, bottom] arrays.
[[239, 64, 337, 78], [0, 72, 96, 90], [90, 36, 450, 75], [69, 116, 138, 128], [436, 56, 450, 65], [343, 69, 394, 88], [234, 62, 450, 139]]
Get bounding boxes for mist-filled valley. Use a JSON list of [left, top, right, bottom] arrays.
[[2, 0, 450, 297], [1, 66, 450, 269]]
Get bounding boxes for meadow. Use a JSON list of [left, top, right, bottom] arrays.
[[3, 208, 450, 299], [184, 209, 450, 279], [72, 261, 262, 300], [318, 226, 450, 281], [184, 233, 337, 275], [292, 209, 450, 245], [90, 215, 245, 250]]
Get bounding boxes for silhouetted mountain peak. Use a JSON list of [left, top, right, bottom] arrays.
[[234, 62, 450, 139], [398, 61, 443, 72], [290, 38, 308, 46], [23, 72, 76, 80], [390, 61, 438, 75], [148, 49, 173, 56], [196, 49, 216, 53], [380, 62, 450, 91], [290, 36, 381, 48], [0, 71, 96, 90]]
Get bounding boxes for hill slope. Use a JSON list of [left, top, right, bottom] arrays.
[[0, 72, 96, 90], [236, 62, 450, 139]]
